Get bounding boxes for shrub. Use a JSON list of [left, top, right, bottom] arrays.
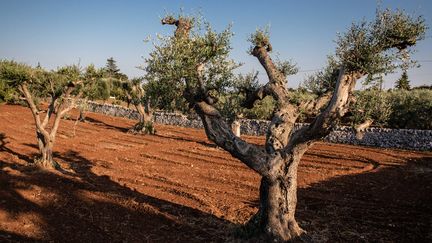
[[0, 78, 19, 103], [351, 89, 392, 127], [351, 89, 432, 129], [387, 89, 432, 129]]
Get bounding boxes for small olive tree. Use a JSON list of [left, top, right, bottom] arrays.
[[122, 78, 155, 134], [145, 9, 425, 241], [0, 61, 85, 169]]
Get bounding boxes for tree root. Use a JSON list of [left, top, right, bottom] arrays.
[[31, 157, 62, 171], [235, 212, 311, 242], [128, 121, 156, 135]]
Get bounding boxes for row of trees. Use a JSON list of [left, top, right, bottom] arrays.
[[0, 57, 152, 167], [0, 7, 426, 242]]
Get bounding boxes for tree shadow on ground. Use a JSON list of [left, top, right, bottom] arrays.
[[84, 116, 130, 133], [293, 155, 431, 241], [0, 137, 235, 242], [154, 133, 218, 148], [243, 155, 432, 241], [0, 133, 34, 164], [2, 131, 431, 242]]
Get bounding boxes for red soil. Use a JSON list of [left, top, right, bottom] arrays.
[[0, 104, 431, 242]]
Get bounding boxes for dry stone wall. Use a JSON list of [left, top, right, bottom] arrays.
[[84, 101, 432, 151]]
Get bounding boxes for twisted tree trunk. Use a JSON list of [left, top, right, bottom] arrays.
[[35, 131, 58, 168], [129, 99, 155, 134], [159, 11, 424, 241], [195, 102, 310, 241], [19, 81, 78, 170]]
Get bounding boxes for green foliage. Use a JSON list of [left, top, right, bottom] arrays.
[[215, 72, 275, 120], [95, 79, 111, 100], [105, 57, 120, 78], [76, 64, 108, 101], [144, 14, 239, 111], [336, 8, 426, 83], [99, 57, 129, 101], [275, 59, 298, 78], [0, 78, 18, 103], [0, 60, 34, 86], [0, 60, 81, 103], [386, 89, 432, 129], [351, 89, 432, 129], [244, 96, 276, 120], [305, 8, 426, 93], [144, 77, 188, 112], [110, 78, 127, 100], [248, 27, 272, 53], [395, 71, 411, 90], [302, 56, 340, 95], [351, 89, 393, 126]]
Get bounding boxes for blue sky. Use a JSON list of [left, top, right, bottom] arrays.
[[1, 0, 431, 88]]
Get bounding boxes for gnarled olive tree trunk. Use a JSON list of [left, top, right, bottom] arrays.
[[195, 101, 312, 241], [158, 11, 423, 241], [191, 49, 359, 241], [130, 99, 155, 134], [19, 82, 77, 169], [124, 79, 155, 135], [35, 130, 56, 168]]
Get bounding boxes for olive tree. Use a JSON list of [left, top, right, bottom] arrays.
[[122, 77, 155, 134], [145, 9, 425, 241], [0, 61, 85, 169]]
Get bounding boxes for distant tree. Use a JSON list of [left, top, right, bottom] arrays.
[[0, 60, 85, 169], [122, 78, 155, 134], [105, 57, 120, 78], [395, 70, 411, 90], [103, 57, 129, 101], [145, 9, 425, 241], [145, 15, 239, 114], [73, 64, 108, 122], [412, 84, 432, 90]]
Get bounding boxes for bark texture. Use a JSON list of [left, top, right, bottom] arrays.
[[130, 100, 155, 134], [126, 84, 155, 135], [164, 18, 362, 242], [19, 81, 78, 169]]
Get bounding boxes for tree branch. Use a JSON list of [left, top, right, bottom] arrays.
[[19, 83, 50, 139], [161, 16, 191, 38], [195, 101, 273, 177], [251, 44, 300, 153], [288, 68, 364, 148], [355, 118, 373, 140], [251, 46, 286, 87], [42, 94, 58, 129], [50, 83, 77, 140], [241, 84, 269, 109], [300, 91, 332, 114]]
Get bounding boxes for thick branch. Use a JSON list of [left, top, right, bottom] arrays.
[[288, 68, 363, 149], [41, 95, 58, 129], [251, 46, 285, 86], [355, 118, 373, 140], [300, 91, 332, 115], [50, 84, 77, 140], [19, 83, 50, 139], [311, 68, 361, 131], [242, 84, 270, 109], [195, 101, 272, 177], [251, 45, 299, 153], [161, 16, 191, 38]]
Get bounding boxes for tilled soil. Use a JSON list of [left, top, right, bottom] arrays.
[[0, 104, 431, 242]]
